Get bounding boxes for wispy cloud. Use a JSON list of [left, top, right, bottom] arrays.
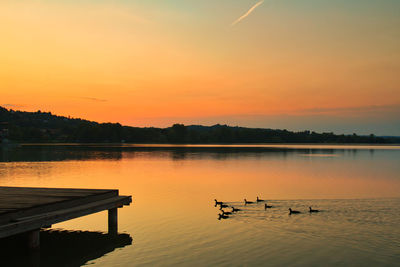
[[298, 104, 400, 115], [79, 97, 107, 102], [1, 104, 24, 109], [232, 0, 264, 26]]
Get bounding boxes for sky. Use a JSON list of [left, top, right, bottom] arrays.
[[1, 0, 399, 135]]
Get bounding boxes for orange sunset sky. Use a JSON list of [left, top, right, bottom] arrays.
[[1, 0, 399, 135]]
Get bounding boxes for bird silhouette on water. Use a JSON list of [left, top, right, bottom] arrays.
[[256, 196, 265, 202], [244, 199, 254, 205], [289, 208, 301, 215], [309, 207, 320, 213], [218, 213, 229, 220], [220, 208, 233, 216], [264, 203, 272, 210], [231, 207, 241, 212], [214, 199, 223, 207]]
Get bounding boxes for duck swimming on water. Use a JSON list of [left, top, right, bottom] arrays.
[[289, 208, 301, 215], [256, 196, 265, 202], [214, 199, 223, 206], [220, 208, 233, 215], [218, 213, 229, 220], [244, 199, 254, 205], [264, 203, 272, 210], [309, 207, 320, 213], [231, 207, 241, 212]]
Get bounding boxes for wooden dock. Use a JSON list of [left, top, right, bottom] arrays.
[[0, 186, 132, 248]]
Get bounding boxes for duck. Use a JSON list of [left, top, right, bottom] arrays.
[[231, 207, 241, 212], [218, 213, 229, 220], [219, 208, 233, 215], [309, 207, 320, 213], [289, 208, 301, 215], [256, 196, 265, 202], [214, 199, 223, 206], [244, 199, 254, 205], [219, 203, 229, 208], [264, 203, 272, 210]]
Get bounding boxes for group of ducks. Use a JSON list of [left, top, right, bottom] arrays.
[[215, 197, 321, 220]]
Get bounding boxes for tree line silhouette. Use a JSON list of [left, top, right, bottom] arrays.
[[0, 106, 394, 144]]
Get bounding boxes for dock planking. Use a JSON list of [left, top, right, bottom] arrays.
[[0, 186, 132, 244]]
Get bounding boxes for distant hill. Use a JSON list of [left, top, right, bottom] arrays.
[[0, 106, 393, 144]]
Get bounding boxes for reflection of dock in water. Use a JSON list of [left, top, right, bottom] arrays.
[[0, 229, 133, 266], [0, 187, 132, 251]]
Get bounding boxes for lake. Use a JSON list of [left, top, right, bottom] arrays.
[[1, 144, 400, 266]]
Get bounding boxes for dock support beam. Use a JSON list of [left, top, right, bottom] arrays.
[[108, 208, 118, 235], [27, 229, 40, 250]]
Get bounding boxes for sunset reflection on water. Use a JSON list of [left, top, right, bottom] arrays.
[[0, 145, 399, 266]]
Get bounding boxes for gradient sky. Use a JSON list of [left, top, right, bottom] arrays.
[[1, 0, 399, 135]]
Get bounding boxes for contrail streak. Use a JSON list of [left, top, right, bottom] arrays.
[[232, 0, 264, 26]]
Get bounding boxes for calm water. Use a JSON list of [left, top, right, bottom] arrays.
[[1, 144, 400, 266]]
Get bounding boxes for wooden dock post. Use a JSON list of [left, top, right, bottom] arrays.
[[108, 208, 118, 235], [27, 229, 40, 249]]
